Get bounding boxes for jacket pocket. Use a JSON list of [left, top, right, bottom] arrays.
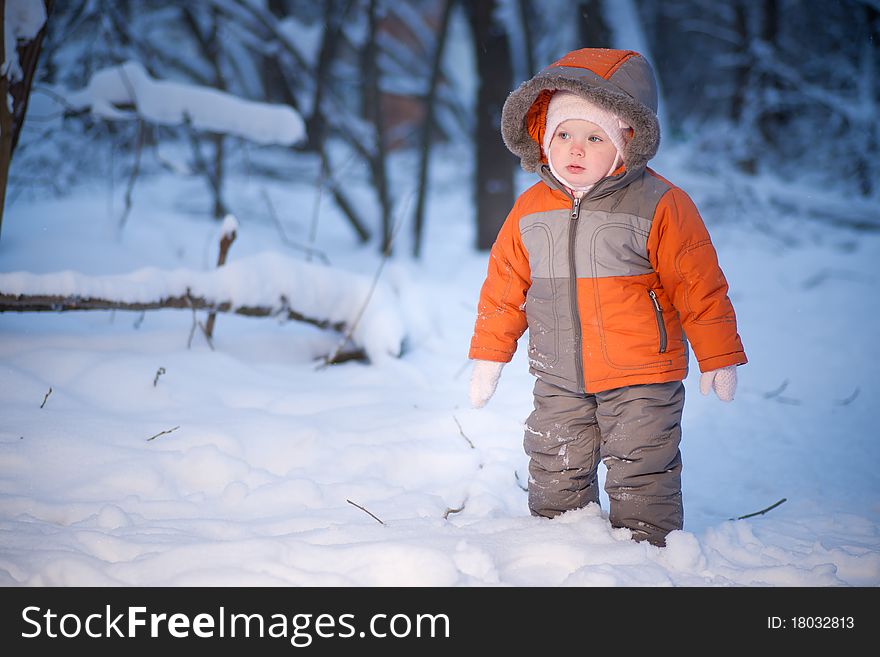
[[647, 289, 668, 354]]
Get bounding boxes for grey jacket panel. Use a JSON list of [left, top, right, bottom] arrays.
[[520, 207, 654, 279], [524, 277, 578, 387]]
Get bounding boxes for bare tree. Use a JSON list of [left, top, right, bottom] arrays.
[[0, 0, 53, 240], [412, 0, 456, 257], [465, 0, 516, 250], [578, 0, 612, 47]]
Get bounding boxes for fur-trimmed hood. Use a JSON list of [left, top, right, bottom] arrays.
[[501, 49, 660, 175]]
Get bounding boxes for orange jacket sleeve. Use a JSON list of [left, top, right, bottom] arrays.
[[468, 202, 531, 362], [647, 187, 747, 372]]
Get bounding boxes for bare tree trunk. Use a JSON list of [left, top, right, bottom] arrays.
[[465, 0, 516, 251], [363, 0, 393, 253], [756, 0, 786, 152], [183, 6, 228, 220], [578, 0, 612, 47], [0, 0, 53, 240], [516, 0, 536, 78], [857, 3, 879, 196], [731, 0, 750, 125], [412, 0, 455, 258], [306, 0, 353, 152], [732, 0, 757, 174]]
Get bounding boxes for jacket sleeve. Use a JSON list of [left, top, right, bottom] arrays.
[[647, 187, 747, 372], [468, 202, 531, 362]]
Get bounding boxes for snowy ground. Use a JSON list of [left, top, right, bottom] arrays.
[[1, 143, 878, 587]]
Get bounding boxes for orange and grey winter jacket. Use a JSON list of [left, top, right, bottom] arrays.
[[469, 48, 747, 394]]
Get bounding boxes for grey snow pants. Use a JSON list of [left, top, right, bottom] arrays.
[[524, 377, 685, 546]]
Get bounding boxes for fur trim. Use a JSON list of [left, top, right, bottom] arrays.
[[502, 68, 660, 173]]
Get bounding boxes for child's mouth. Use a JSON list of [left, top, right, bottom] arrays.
[[566, 165, 585, 173]]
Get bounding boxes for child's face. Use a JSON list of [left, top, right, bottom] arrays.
[[548, 119, 619, 188]]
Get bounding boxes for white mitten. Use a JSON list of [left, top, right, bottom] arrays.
[[699, 365, 737, 402], [469, 360, 505, 408]]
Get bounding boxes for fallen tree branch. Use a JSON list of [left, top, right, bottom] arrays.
[[732, 497, 787, 520], [346, 498, 385, 525], [2, 292, 344, 327], [0, 253, 405, 361]]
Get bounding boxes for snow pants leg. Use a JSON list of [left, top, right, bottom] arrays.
[[524, 378, 685, 546]]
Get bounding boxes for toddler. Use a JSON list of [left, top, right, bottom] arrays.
[[468, 48, 747, 547]]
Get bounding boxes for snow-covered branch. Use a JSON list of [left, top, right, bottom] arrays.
[[64, 60, 305, 146], [0, 253, 405, 361]]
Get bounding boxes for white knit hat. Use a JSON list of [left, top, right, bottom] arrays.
[[542, 91, 630, 160]]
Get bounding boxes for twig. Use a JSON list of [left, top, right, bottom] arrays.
[[732, 498, 787, 520], [153, 367, 166, 387], [184, 293, 214, 350], [443, 497, 467, 519], [346, 498, 385, 525], [198, 321, 215, 351], [452, 415, 475, 449], [514, 470, 529, 492], [146, 425, 180, 442], [204, 220, 237, 339], [834, 387, 860, 406], [39, 387, 52, 408], [763, 379, 789, 399], [261, 188, 330, 265], [318, 190, 415, 368], [187, 301, 199, 349], [119, 119, 146, 229], [763, 379, 801, 405]]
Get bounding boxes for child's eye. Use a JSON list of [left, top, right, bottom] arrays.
[[588, 135, 603, 143], [558, 131, 569, 139]]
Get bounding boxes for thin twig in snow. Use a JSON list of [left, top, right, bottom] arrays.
[[834, 387, 860, 406], [318, 190, 415, 368], [119, 119, 146, 229], [153, 367, 166, 387], [40, 387, 52, 408], [346, 498, 385, 525], [261, 188, 330, 264], [732, 498, 787, 520], [146, 426, 180, 442], [443, 497, 467, 519], [763, 379, 789, 399], [763, 379, 801, 405], [514, 470, 529, 492], [452, 415, 475, 449], [184, 292, 214, 350]]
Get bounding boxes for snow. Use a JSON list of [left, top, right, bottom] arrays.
[[3, 0, 48, 83], [1, 138, 879, 587], [64, 61, 305, 146]]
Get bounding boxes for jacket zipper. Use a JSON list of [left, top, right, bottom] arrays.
[[539, 167, 588, 393], [647, 289, 667, 353], [569, 195, 584, 392]]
